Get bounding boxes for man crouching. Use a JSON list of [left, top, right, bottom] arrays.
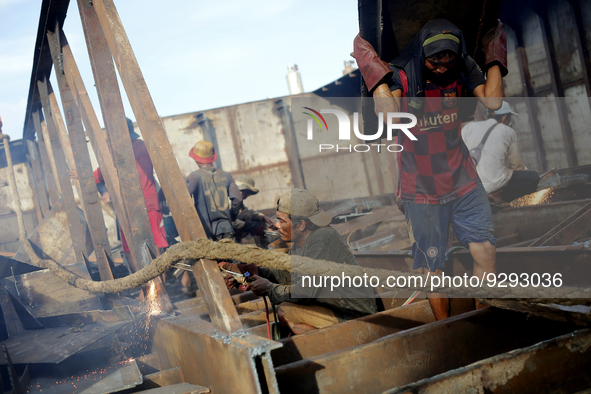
[[221, 189, 377, 335]]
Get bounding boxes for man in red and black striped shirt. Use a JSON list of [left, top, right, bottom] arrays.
[[354, 19, 506, 319]]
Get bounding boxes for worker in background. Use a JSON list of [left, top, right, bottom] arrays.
[[182, 140, 242, 295], [72, 117, 168, 272], [221, 189, 377, 335], [353, 19, 506, 320], [232, 175, 275, 245], [462, 101, 539, 203], [186, 140, 242, 240]]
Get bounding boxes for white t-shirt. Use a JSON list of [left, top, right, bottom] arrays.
[[462, 118, 527, 193]]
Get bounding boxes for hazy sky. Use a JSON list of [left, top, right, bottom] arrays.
[[0, 0, 359, 139]]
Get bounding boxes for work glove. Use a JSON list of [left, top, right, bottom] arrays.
[[482, 20, 508, 77], [352, 34, 393, 92]]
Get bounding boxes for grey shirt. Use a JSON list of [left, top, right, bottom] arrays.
[[259, 225, 377, 321], [186, 167, 242, 239]]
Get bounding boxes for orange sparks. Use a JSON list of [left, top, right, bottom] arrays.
[[510, 188, 554, 207], [147, 281, 162, 316]]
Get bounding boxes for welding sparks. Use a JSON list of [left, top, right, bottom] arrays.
[[510, 188, 554, 207], [147, 281, 162, 316]]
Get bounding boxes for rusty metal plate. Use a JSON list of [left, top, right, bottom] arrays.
[[13, 262, 101, 318], [13, 199, 92, 267], [0, 321, 128, 365], [26, 359, 142, 393]]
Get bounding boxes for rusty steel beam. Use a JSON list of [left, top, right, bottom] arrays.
[[355, 245, 591, 288], [151, 315, 281, 394], [37, 78, 89, 262], [46, 29, 114, 282], [567, 0, 591, 97], [274, 99, 306, 190], [492, 199, 590, 240], [530, 200, 591, 246], [454, 246, 591, 288], [272, 300, 434, 367], [481, 298, 591, 325], [196, 113, 224, 170], [333, 206, 404, 236], [274, 308, 576, 393], [350, 223, 408, 251], [386, 328, 591, 394], [538, 9, 578, 167], [91, 0, 205, 243], [515, 45, 548, 172]]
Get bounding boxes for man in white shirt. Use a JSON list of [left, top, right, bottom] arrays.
[[462, 101, 539, 203]]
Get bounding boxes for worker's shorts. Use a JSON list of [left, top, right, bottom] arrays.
[[278, 302, 339, 329], [404, 185, 496, 272]]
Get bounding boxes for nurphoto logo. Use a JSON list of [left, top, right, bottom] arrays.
[[302, 107, 418, 153]]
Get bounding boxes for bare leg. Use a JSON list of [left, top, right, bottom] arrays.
[[469, 241, 496, 309], [424, 268, 449, 320]]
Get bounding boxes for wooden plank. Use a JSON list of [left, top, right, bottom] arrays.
[[33, 111, 61, 199], [92, 0, 206, 243], [47, 29, 113, 281], [25, 139, 50, 217], [25, 155, 44, 224], [89, 0, 235, 318], [77, 0, 156, 272], [192, 259, 243, 335], [47, 83, 75, 171], [37, 78, 89, 262], [386, 329, 591, 394], [60, 26, 137, 275]]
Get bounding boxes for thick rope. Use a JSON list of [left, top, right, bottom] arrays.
[[5, 134, 591, 299]]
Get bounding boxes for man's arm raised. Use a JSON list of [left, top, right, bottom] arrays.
[[352, 34, 400, 116]]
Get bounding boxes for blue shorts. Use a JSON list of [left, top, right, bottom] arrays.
[[404, 185, 496, 272]]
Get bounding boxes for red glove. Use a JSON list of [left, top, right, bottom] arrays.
[[252, 224, 265, 237], [352, 34, 392, 92], [482, 20, 508, 77]]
